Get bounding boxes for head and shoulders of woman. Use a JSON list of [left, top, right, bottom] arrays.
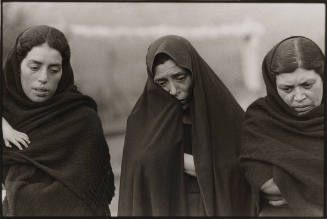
[[5, 25, 99, 123], [145, 34, 244, 125], [247, 36, 324, 119]]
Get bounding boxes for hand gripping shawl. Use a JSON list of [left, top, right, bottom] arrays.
[[240, 36, 325, 216], [2, 26, 115, 216], [118, 35, 255, 216]]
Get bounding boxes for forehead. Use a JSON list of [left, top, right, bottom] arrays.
[[276, 68, 320, 84], [24, 43, 62, 64], [154, 59, 186, 80]]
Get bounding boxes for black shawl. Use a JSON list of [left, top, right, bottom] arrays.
[[2, 26, 115, 216], [118, 35, 255, 216], [240, 36, 324, 216]]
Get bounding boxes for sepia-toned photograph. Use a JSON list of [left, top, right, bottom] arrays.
[[2, 1, 325, 217]]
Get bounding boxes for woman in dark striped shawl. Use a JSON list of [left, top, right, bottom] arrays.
[[240, 36, 324, 216]]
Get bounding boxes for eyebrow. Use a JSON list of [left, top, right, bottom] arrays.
[[28, 60, 42, 65], [300, 79, 315, 84], [154, 78, 167, 83], [28, 59, 62, 67], [278, 84, 294, 88], [172, 72, 186, 76], [49, 64, 62, 68]]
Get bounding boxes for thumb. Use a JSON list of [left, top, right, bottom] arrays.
[[5, 140, 12, 148]]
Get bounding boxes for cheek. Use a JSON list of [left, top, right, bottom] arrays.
[[20, 71, 35, 89], [308, 86, 323, 104], [277, 90, 292, 104], [181, 78, 192, 93], [51, 73, 63, 90]]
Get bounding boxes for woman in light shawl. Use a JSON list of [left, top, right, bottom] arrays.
[[240, 36, 324, 216], [118, 35, 255, 216], [2, 25, 115, 216]]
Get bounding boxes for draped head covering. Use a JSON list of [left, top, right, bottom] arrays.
[[118, 35, 255, 216], [240, 36, 324, 216], [4, 25, 75, 107], [2, 25, 115, 216], [262, 36, 324, 117]]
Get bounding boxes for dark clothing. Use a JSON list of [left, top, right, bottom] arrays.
[[259, 202, 294, 217], [184, 173, 205, 216], [118, 35, 255, 216], [2, 25, 115, 216], [183, 123, 203, 216], [183, 124, 192, 154], [2, 164, 110, 216], [240, 36, 324, 216]]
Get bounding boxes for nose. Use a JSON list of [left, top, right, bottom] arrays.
[[168, 81, 177, 96], [293, 87, 306, 102], [37, 68, 48, 84]]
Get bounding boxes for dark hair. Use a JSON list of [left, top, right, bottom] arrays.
[[270, 37, 324, 79], [152, 53, 172, 73], [152, 53, 191, 77], [16, 25, 70, 66]]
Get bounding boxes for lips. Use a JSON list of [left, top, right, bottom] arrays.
[[32, 87, 50, 96], [292, 105, 313, 112]]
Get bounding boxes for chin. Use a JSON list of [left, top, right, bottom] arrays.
[[30, 95, 50, 103]]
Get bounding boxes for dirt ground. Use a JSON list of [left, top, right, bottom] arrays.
[[106, 134, 125, 216]]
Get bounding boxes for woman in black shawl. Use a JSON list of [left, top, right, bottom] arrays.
[[118, 35, 255, 216], [2, 25, 115, 216], [240, 36, 324, 216]]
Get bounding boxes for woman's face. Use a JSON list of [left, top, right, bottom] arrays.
[[276, 68, 323, 115], [154, 59, 193, 110], [20, 43, 63, 102]]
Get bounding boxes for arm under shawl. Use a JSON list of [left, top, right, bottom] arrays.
[[240, 99, 324, 216]]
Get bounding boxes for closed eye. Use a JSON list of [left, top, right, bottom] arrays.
[[49, 66, 61, 74], [302, 83, 313, 89], [172, 73, 187, 81], [280, 86, 293, 93], [29, 65, 40, 71], [155, 80, 167, 87], [28, 60, 42, 71]]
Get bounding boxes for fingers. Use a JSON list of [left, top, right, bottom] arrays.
[[5, 134, 30, 150], [3, 127, 30, 150], [10, 139, 23, 150], [16, 137, 29, 149], [269, 198, 288, 207], [16, 132, 30, 147], [17, 132, 30, 143]]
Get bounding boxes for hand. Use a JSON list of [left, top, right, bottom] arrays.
[[260, 178, 281, 195], [2, 117, 30, 150], [184, 153, 196, 177], [263, 193, 288, 207], [261, 178, 288, 207], [269, 198, 288, 207]]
